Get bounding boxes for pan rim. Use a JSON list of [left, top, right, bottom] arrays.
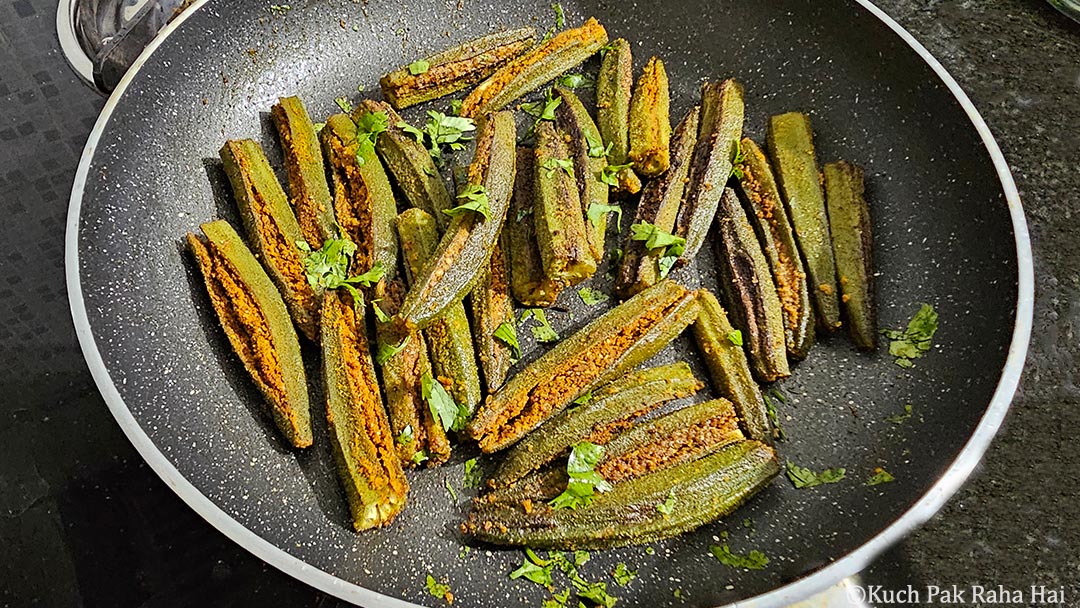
[[64, 1, 1034, 606]]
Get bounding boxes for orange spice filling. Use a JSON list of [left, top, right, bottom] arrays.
[[596, 414, 742, 484]]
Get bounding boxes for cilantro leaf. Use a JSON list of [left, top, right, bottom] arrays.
[[573, 580, 617, 608], [598, 162, 633, 187], [727, 329, 743, 346], [353, 110, 390, 165], [444, 184, 491, 220], [785, 460, 846, 489], [448, 98, 464, 116], [542, 589, 572, 608], [334, 97, 352, 113], [539, 3, 566, 44], [445, 477, 458, 500], [395, 424, 414, 446], [522, 309, 559, 343], [542, 157, 575, 176], [630, 221, 685, 252], [709, 544, 769, 570], [730, 138, 747, 179], [612, 563, 636, 586], [886, 404, 914, 424], [577, 287, 609, 306], [550, 442, 612, 510], [493, 321, 522, 361], [584, 131, 611, 158], [656, 491, 676, 516], [587, 203, 622, 230], [421, 372, 469, 432], [763, 393, 785, 440], [510, 553, 554, 587], [557, 72, 596, 89], [521, 89, 563, 121], [866, 467, 895, 486], [375, 339, 408, 365], [408, 59, 430, 75], [371, 299, 390, 323], [572, 391, 592, 406], [411, 449, 429, 465], [396, 111, 476, 165], [424, 574, 451, 602], [463, 457, 483, 488], [883, 304, 939, 368]]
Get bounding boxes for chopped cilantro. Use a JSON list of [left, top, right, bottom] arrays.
[[395, 425, 414, 446], [522, 88, 564, 121], [539, 3, 566, 44], [463, 457, 483, 488], [630, 221, 685, 252], [352, 110, 389, 166], [550, 442, 612, 510], [458, 545, 471, 559], [421, 372, 469, 432], [785, 460, 846, 489], [866, 467, 895, 486], [424, 574, 451, 603], [587, 203, 622, 230], [408, 59, 430, 75], [573, 579, 617, 608], [444, 183, 491, 220], [448, 98, 464, 116], [572, 391, 592, 406], [411, 449, 429, 466], [886, 404, 914, 424], [269, 4, 291, 13], [763, 393, 785, 440], [370, 299, 390, 323], [645, 547, 655, 556], [612, 563, 636, 586], [730, 138, 746, 179], [297, 239, 387, 306], [493, 321, 522, 362], [882, 303, 938, 368], [584, 131, 611, 158], [557, 72, 596, 89], [445, 477, 458, 500], [542, 157, 575, 176], [577, 287, 609, 306], [510, 551, 554, 587], [598, 162, 634, 187], [727, 329, 743, 346], [656, 491, 676, 517], [396, 111, 475, 165], [334, 96, 352, 113], [673, 588, 684, 599], [375, 339, 408, 365], [522, 309, 559, 343], [709, 543, 769, 570]]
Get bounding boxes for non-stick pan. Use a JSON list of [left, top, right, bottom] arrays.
[[65, 1, 1033, 606]]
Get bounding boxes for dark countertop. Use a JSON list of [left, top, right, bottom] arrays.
[[0, 1, 1076, 606]]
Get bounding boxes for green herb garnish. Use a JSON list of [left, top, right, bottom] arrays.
[[763, 393, 785, 440], [598, 162, 634, 187], [866, 467, 895, 486], [444, 183, 491, 220], [656, 490, 676, 517], [395, 424, 414, 446], [882, 303, 938, 368], [424, 574, 451, 602], [577, 287, 609, 306], [612, 563, 636, 586], [411, 449, 430, 466], [539, 2, 566, 44], [493, 321, 522, 361], [371, 299, 390, 323], [709, 543, 769, 570], [645, 547, 655, 556], [785, 461, 846, 489], [463, 457, 483, 488], [521, 88, 563, 121], [730, 138, 746, 179], [448, 98, 464, 116], [550, 441, 612, 510], [586, 202, 622, 230], [557, 72, 596, 89], [397, 111, 476, 165], [584, 131, 611, 158], [297, 239, 386, 304], [727, 329, 743, 346], [375, 339, 408, 365], [542, 589, 572, 608], [572, 390, 593, 406], [510, 550, 554, 587], [542, 157, 575, 176], [445, 477, 458, 500], [886, 404, 914, 424], [334, 97, 352, 113], [353, 110, 389, 166], [408, 59, 430, 75], [269, 4, 291, 13], [421, 372, 469, 432], [629, 221, 685, 279], [522, 309, 559, 343], [573, 580, 617, 608]]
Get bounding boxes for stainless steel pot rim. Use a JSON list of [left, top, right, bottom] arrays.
[[64, 2, 1035, 606]]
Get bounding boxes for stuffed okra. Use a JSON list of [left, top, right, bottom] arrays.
[[596, 38, 641, 195], [506, 147, 564, 307], [187, 220, 312, 448], [824, 161, 876, 349], [380, 27, 536, 110], [271, 96, 336, 247], [628, 56, 671, 178], [470, 242, 517, 392], [533, 121, 597, 286], [219, 139, 320, 341], [554, 86, 611, 263]]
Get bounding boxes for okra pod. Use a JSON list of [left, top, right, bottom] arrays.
[[554, 86, 610, 262], [596, 38, 641, 195], [597, 398, 744, 484], [270, 96, 337, 247], [494, 362, 703, 486], [355, 100, 455, 231], [675, 79, 745, 266], [219, 139, 320, 341], [464, 440, 780, 549], [470, 242, 516, 392], [396, 207, 483, 416], [506, 147, 564, 307], [616, 106, 699, 298], [321, 114, 400, 280], [534, 121, 597, 286], [767, 112, 841, 331], [824, 161, 876, 349], [692, 289, 772, 443], [628, 56, 671, 177], [736, 137, 814, 359], [714, 187, 790, 383], [187, 220, 312, 449], [321, 289, 409, 530], [461, 18, 609, 118], [380, 27, 537, 110], [375, 280, 451, 467], [466, 280, 700, 453], [395, 111, 517, 330]]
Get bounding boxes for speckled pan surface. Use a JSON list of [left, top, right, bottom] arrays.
[[67, 1, 1030, 607]]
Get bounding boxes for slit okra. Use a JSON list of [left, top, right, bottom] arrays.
[[395, 111, 517, 331], [461, 18, 609, 118], [596, 38, 642, 195], [675, 79, 745, 267], [270, 96, 337, 247], [464, 440, 780, 549], [628, 56, 671, 178], [466, 280, 700, 453], [494, 362, 703, 487], [321, 289, 409, 530], [186, 220, 312, 449], [533, 121, 597, 286], [714, 187, 791, 383], [691, 289, 773, 443], [380, 27, 536, 110], [767, 112, 841, 331], [554, 86, 611, 263], [824, 160, 876, 349], [735, 137, 815, 359], [219, 139, 320, 341], [396, 207, 483, 416], [320, 114, 399, 279], [355, 100, 455, 231], [617, 106, 700, 298], [374, 281, 452, 467], [470, 242, 516, 392], [506, 147, 564, 307]]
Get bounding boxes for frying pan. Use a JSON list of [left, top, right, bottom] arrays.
[[65, 0, 1033, 606]]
